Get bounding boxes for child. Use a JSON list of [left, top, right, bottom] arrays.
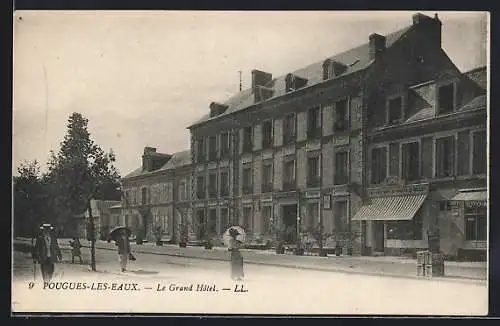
[[69, 237, 83, 264]]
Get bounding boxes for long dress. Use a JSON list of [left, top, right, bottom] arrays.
[[230, 239, 244, 280]]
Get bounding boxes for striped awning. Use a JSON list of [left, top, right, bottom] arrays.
[[451, 191, 487, 202], [352, 194, 427, 221]]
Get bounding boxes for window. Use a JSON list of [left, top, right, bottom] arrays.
[[220, 132, 230, 158], [141, 188, 148, 205], [371, 147, 387, 184], [439, 201, 452, 211], [220, 171, 229, 197], [208, 209, 217, 235], [306, 203, 319, 230], [402, 142, 420, 182], [464, 206, 487, 241], [307, 156, 320, 187], [196, 137, 206, 163], [242, 126, 253, 153], [220, 208, 229, 235], [437, 83, 454, 114], [261, 206, 272, 234], [334, 151, 348, 185], [333, 201, 348, 232], [285, 74, 296, 92], [262, 163, 273, 193], [208, 136, 217, 161], [262, 120, 273, 149], [208, 173, 217, 198], [457, 131, 470, 176], [307, 106, 321, 139], [386, 209, 423, 240], [283, 114, 296, 144], [178, 181, 186, 201], [242, 165, 253, 195], [283, 159, 296, 190], [388, 97, 402, 125], [242, 207, 253, 232], [334, 99, 349, 132], [472, 131, 487, 174], [196, 176, 205, 199], [436, 136, 455, 178]]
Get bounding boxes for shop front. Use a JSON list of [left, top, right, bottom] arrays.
[[352, 183, 431, 257], [451, 188, 487, 261]]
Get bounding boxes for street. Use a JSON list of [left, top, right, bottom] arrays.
[[12, 247, 488, 315]]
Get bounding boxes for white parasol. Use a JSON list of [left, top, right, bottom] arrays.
[[222, 225, 246, 247]]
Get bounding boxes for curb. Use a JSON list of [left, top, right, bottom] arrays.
[[79, 244, 486, 285]]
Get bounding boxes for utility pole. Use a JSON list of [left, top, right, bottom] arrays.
[[238, 70, 242, 92]]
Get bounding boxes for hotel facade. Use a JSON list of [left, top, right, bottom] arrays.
[[122, 13, 487, 260]]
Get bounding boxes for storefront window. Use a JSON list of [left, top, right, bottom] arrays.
[[386, 209, 423, 240], [465, 205, 487, 241]]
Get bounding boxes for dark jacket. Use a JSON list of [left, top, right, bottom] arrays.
[[116, 236, 131, 255], [34, 233, 62, 263]]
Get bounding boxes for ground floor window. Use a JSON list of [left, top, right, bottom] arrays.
[[386, 208, 423, 240], [242, 207, 253, 233], [208, 209, 217, 235], [219, 208, 229, 235], [465, 205, 487, 241], [306, 203, 319, 230], [261, 206, 272, 234]]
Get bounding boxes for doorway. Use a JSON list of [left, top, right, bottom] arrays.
[[374, 221, 385, 253], [282, 204, 297, 244], [196, 209, 206, 240]]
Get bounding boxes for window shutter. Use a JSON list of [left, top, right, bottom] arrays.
[[457, 131, 470, 175], [421, 137, 433, 178]]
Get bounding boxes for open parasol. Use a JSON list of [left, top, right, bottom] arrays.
[[108, 226, 132, 241], [223, 225, 246, 247]]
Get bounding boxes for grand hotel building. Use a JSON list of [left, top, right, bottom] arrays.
[[122, 13, 487, 260]]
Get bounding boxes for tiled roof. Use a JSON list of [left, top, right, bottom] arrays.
[[405, 107, 435, 123], [189, 25, 412, 127], [159, 150, 192, 170], [464, 66, 487, 90], [122, 149, 191, 180], [458, 95, 487, 112]]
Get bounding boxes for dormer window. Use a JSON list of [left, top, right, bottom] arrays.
[[285, 74, 296, 92], [322, 59, 332, 80], [387, 96, 403, 125], [437, 83, 455, 114]]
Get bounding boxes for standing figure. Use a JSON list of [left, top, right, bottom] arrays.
[[229, 229, 244, 281], [33, 224, 62, 282], [69, 237, 83, 264], [115, 229, 131, 272]]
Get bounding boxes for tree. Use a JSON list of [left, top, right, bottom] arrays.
[[45, 113, 120, 271], [13, 160, 46, 236]]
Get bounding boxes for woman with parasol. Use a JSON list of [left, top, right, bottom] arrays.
[[224, 226, 245, 281], [108, 226, 135, 272]]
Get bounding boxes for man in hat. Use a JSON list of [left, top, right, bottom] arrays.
[[33, 223, 62, 282]]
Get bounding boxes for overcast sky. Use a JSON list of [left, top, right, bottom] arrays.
[[12, 11, 488, 177]]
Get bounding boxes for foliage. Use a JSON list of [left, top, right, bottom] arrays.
[[44, 113, 121, 223]]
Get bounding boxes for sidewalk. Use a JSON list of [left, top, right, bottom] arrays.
[[14, 237, 487, 284]]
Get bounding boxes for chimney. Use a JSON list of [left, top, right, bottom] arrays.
[[251, 70, 273, 94], [369, 33, 386, 60], [142, 147, 156, 172], [412, 12, 442, 48], [209, 102, 229, 118]]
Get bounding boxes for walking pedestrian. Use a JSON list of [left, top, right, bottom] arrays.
[[69, 237, 83, 264], [33, 223, 62, 282], [229, 229, 244, 281], [115, 229, 131, 272]]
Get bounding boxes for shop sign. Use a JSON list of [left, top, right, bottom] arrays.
[[465, 201, 487, 208], [305, 191, 320, 199], [274, 190, 297, 199]]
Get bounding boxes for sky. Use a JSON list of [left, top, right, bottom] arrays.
[[12, 11, 488, 177]]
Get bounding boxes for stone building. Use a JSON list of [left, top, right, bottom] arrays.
[[186, 12, 488, 258], [121, 147, 192, 242]]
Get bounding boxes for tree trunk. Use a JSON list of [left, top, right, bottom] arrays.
[[88, 200, 96, 271]]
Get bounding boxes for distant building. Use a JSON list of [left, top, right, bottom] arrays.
[[121, 148, 192, 242]]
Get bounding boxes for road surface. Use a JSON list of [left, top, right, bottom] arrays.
[[12, 247, 488, 315]]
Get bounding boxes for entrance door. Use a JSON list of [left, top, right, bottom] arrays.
[[196, 209, 206, 240], [374, 221, 385, 253], [282, 204, 297, 244]]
